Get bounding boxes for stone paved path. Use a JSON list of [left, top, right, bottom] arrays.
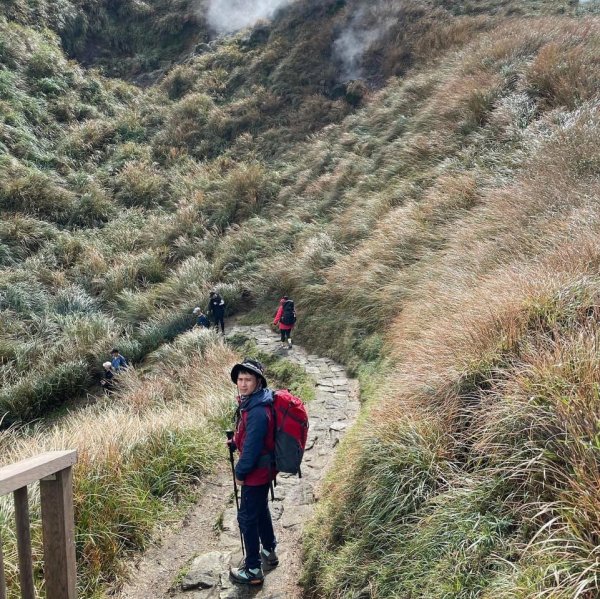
[[117, 325, 359, 599]]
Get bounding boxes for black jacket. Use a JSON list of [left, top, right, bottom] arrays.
[[208, 294, 225, 317]]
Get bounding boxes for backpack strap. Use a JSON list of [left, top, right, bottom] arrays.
[[269, 391, 278, 497]]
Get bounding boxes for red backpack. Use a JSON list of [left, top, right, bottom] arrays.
[[272, 389, 309, 477]]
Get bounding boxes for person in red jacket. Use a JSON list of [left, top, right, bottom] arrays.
[[228, 359, 279, 585], [273, 296, 296, 349]]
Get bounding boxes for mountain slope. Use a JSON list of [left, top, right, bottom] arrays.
[[1, 1, 600, 597]]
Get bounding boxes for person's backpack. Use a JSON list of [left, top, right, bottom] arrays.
[[271, 389, 309, 477], [281, 300, 296, 326]]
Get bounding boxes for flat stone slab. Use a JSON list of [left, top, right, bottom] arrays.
[[182, 552, 230, 591], [329, 421, 348, 432], [271, 484, 287, 500], [326, 412, 347, 421], [281, 505, 311, 529], [271, 502, 284, 521], [305, 435, 318, 450], [316, 380, 335, 388], [184, 589, 220, 599], [285, 484, 314, 506]]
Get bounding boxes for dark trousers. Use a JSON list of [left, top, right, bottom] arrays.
[[237, 483, 276, 570], [212, 313, 225, 333], [280, 329, 291, 342]]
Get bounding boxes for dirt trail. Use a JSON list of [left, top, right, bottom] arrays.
[[117, 324, 359, 599]]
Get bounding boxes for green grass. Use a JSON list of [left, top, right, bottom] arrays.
[[1, 0, 600, 597], [0, 335, 239, 597], [227, 334, 316, 403]]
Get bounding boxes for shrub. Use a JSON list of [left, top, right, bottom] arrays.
[[156, 92, 226, 158], [70, 190, 115, 227], [0, 215, 57, 261], [146, 327, 215, 369], [136, 309, 194, 357], [63, 119, 118, 159], [0, 360, 90, 425], [0, 278, 49, 313], [26, 43, 63, 79], [0, 167, 76, 224], [201, 162, 279, 229], [102, 250, 168, 300], [52, 285, 99, 316], [114, 161, 172, 209], [527, 40, 600, 109], [161, 64, 198, 100]]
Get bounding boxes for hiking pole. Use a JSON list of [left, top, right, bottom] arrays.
[[225, 430, 245, 556]]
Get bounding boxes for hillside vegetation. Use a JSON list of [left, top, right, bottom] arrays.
[[1, 0, 600, 597]]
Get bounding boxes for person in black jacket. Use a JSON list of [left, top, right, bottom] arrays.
[[207, 290, 226, 334]]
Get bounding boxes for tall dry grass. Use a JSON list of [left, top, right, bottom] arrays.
[[284, 15, 600, 599], [0, 331, 238, 597]]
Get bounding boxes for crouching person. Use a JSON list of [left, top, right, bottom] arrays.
[[100, 361, 115, 393], [229, 359, 279, 585]]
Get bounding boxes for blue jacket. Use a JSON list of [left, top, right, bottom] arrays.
[[233, 388, 275, 484], [196, 315, 210, 328], [111, 354, 127, 371]]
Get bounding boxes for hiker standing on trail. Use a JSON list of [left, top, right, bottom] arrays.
[[110, 348, 127, 372], [207, 290, 226, 334], [228, 358, 278, 586], [192, 307, 210, 329], [273, 296, 296, 349]]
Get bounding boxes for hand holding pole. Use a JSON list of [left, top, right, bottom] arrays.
[[225, 430, 244, 555]]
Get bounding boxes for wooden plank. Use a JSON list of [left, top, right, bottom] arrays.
[[0, 529, 7, 599], [0, 451, 77, 496], [40, 467, 77, 599], [14, 487, 35, 599]]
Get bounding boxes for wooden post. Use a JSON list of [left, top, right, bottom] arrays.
[[0, 529, 7, 599], [0, 452, 77, 599], [40, 467, 77, 599], [13, 486, 35, 599]]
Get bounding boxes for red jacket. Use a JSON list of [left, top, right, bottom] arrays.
[[233, 388, 276, 486], [274, 299, 294, 330]]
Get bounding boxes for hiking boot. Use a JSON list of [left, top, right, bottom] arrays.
[[261, 547, 279, 568], [287, 338, 293, 349], [229, 565, 264, 586]]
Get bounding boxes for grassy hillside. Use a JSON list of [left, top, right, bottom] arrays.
[[1, 0, 209, 77], [1, 0, 600, 597]]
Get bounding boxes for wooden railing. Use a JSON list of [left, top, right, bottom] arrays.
[[0, 451, 78, 599]]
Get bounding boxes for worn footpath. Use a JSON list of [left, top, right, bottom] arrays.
[[117, 325, 359, 599]]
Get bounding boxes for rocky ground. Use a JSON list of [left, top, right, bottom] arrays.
[[117, 324, 359, 599]]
